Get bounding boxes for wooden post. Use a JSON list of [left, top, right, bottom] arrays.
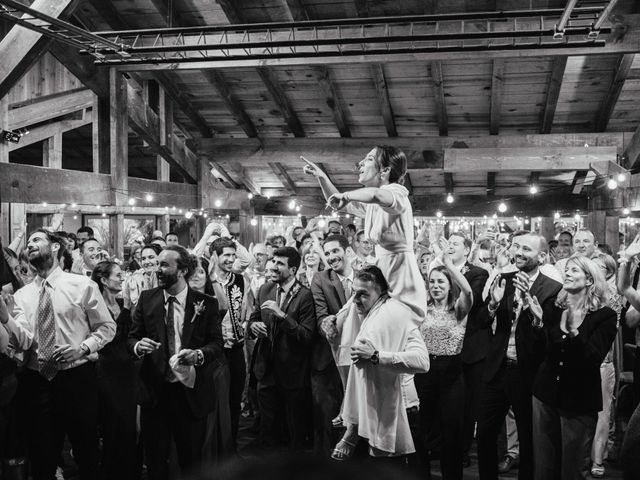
[[43, 133, 62, 168], [539, 217, 555, 241], [110, 213, 125, 259], [161, 214, 170, 235], [0, 95, 9, 242], [92, 94, 110, 174], [157, 85, 171, 181], [585, 211, 606, 245], [109, 68, 128, 258]]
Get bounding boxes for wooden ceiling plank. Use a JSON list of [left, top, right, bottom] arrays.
[[540, 57, 567, 134], [430, 61, 448, 137], [370, 63, 397, 137], [594, 53, 635, 132], [0, 0, 75, 98], [490, 59, 505, 135], [269, 162, 298, 194], [256, 67, 305, 137]]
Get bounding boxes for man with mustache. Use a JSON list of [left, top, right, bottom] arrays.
[[128, 245, 223, 479], [309, 234, 353, 455], [0, 229, 115, 480], [476, 232, 562, 480]]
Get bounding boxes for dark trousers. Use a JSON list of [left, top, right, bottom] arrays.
[[621, 401, 640, 480], [310, 364, 343, 456], [141, 382, 207, 480], [477, 363, 533, 480], [257, 382, 306, 450], [462, 358, 485, 453], [415, 355, 465, 480], [22, 364, 99, 480], [97, 363, 139, 480], [532, 396, 596, 480], [224, 344, 246, 447]]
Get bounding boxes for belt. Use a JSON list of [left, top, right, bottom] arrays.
[[505, 358, 519, 368]]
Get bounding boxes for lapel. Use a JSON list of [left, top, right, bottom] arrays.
[[329, 270, 347, 306], [528, 271, 545, 304], [281, 280, 300, 314], [181, 288, 195, 348], [149, 288, 168, 346]]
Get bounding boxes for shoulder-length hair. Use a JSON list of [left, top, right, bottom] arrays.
[[556, 255, 609, 311], [427, 265, 460, 312]]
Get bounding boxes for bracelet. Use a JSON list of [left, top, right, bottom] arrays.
[[370, 350, 379, 365]]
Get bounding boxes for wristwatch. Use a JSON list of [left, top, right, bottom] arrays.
[[370, 350, 379, 365], [80, 344, 90, 356]]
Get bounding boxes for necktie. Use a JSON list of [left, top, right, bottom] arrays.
[[343, 278, 353, 299], [165, 296, 177, 360], [278, 287, 287, 309], [37, 282, 57, 381]]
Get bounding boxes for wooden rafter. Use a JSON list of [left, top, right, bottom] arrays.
[[8, 88, 93, 130], [487, 172, 496, 196], [0, 0, 76, 98], [625, 124, 640, 169], [370, 63, 397, 137], [594, 53, 635, 132], [314, 66, 351, 137], [256, 67, 305, 137], [444, 172, 454, 194], [208, 160, 241, 190], [540, 57, 567, 134], [571, 170, 589, 194], [269, 162, 298, 195], [490, 59, 504, 135], [8, 113, 92, 152], [430, 61, 448, 137]]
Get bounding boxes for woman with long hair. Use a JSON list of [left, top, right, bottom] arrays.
[[91, 261, 138, 480], [297, 244, 323, 288], [303, 146, 426, 321], [415, 239, 473, 480], [530, 255, 617, 480], [189, 255, 216, 297]]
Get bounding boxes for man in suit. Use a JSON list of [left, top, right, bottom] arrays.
[[445, 233, 490, 466], [128, 245, 223, 480], [310, 234, 353, 455], [476, 232, 562, 480], [249, 246, 316, 449]]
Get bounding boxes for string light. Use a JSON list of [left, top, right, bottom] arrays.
[[446, 194, 454, 204], [331, 211, 338, 218], [101, 212, 106, 217], [574, 214, 581, 222], [128, 198, 136, 206], [73, 215, 77, 220], [178, 209, 183, 214], [214, 199, 223, 208], [71, 203, 77, 208], [498, 202, 507, 213], [607, 178, 618, 190], [554, 212, 560, 219], [185, 211, 193, 219], [41, 202, 48, 207], [436, 211, 442, 218], [623, 208, 630, 215], [288, 199, 296, 210], [318, 219, 327, 228], [225, 214, 230, 219], [295, 206, 301, 212], [250, 218, 258, 226], [203, 213, 208, 218], [247, 193, 253, 199], [145, 194, 153, 202], [617, 173, 627, 182], [529, 185, 538, 195]]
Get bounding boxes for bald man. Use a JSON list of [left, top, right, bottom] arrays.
[[554, 229, 597, 276]]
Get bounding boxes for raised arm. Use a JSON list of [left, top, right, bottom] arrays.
[[302, 156, 339, 201], [618, 235, 640, 310]]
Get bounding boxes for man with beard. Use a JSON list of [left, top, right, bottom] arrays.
[[128, 245, 223, 479], [0, 229, 115, 480], [249, 247, 316, 450], [210, 237, 246, 447], [309, 234, 353, 455], [476, 233, 562, 480]]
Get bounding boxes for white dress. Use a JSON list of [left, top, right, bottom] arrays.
[[346, 183, 427, 322]]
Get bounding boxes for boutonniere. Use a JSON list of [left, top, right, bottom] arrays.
[[191, 300, 206, 323], [290, 282, 302, 299], [461, 265, 470, 276]]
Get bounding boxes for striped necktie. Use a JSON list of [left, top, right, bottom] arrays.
[[37, 282, 57, 381]]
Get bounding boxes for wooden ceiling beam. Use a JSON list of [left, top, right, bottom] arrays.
[[529, 171, 540, 185], [594, 53, 635, 132], [314, 66, 351, 137], [207, 160, 241, 190], [269, 162, 298, 195], [487, 172, 496, 196], [7, 113, 92, 152], [625, 124, 640, 169], [256, 67, 305, 137], [490, 59, 504, 135], [8, 88, 93, 130], [444, 172, 454, 193], [430, 61, 449, 136], [370, 63, 397, 137], [571, 170, 589, 195], [0, 0, 77, 98], [540, 57, 567, 134]]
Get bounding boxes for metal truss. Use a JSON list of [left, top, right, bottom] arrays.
[[0, 0, 620, 67]]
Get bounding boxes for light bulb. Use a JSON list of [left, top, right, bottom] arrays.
[[623, 208, 630, 215], [492, 213, 498, 219], [225, 214, 230, 219], [617, 173, 627, 182], [178, 209, 183, 214], [131, 206, 135, 211], [71, 203, 77, 208], [295, 206, 301, 212], [73, 215, 77, 220], [203, 213, 208, 218], [446, 194, 454, 204], [436, 211, 442, 218], [318, 219, 327, 228], [498, 202, 507, 213], [554, 212, 560, 219], [574, 214, 581, 221], [101, 212, 106, 217], [345, 214, 350, 219], [529, 185, 538, 195], [145, 194, 153, 202], [185, 211, 193, 219], [331, 211, 338, 218], [607, 178, 618, 190], [128, 198, 136, 206], [288, 200, 296, 210], [214, 199, 223, 208], [247, 193, 253, 199], [250, 218, 258, 226]]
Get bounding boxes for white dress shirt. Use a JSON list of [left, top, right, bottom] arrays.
[[4, 267, 115, 371], [163, 285, 188, 354], [506, 269, 540, 361]]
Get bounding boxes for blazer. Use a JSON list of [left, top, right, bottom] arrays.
[[127, 287, 223, 418], [460, 262, 491, 364], [481, 271, 562, 385], [310, 269, 348, 372], [533, 305, 617, 414], [249, 280, 317, 389]]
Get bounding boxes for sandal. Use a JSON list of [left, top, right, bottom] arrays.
[[331, 438, 356, 461], [331, 414, 344, 428], [591, 463, 605, 478]]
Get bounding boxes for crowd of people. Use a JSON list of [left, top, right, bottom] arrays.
[[0, 146, 639, 480]]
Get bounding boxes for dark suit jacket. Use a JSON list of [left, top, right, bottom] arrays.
[[461, 262, 490, 364], [481, 271, 562, 385], [310, 269, 347, 372], [533, 306, 617, 414], [249, 280, 316, 389], [128, 287, 223, 418]]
